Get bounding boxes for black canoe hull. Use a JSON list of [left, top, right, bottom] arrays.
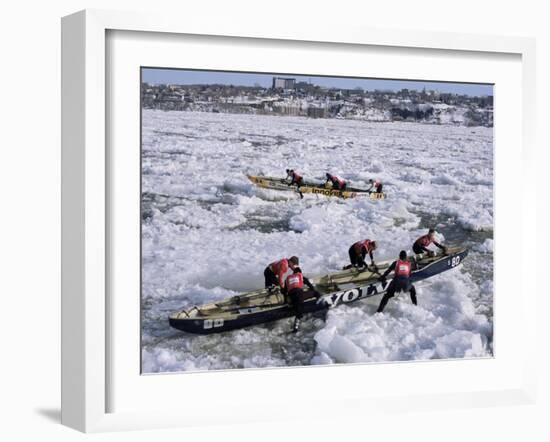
[[169, 248, 468, 334], [168, 304, 294, 335]]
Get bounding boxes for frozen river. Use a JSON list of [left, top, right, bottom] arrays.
[[140, 110, 494, 372]]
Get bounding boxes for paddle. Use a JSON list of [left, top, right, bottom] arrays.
[[370, 266, 382, 277]]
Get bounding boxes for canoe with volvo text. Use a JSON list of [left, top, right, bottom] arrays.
[[169, 247, 468, 334]]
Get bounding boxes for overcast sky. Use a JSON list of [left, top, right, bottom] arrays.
[[142, 68, 493, 97]]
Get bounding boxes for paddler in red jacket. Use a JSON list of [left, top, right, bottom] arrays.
[[283, 267, 317, 333], [343, 239, 378, 271], [376, 250, 417, 313], [264, 256, 300, 290], [286, 169, 304, 199], [413, 228, 447, 256], [286, 169, 303, 187], [367, 178, 383, 193], [325, 173, 347, 191]]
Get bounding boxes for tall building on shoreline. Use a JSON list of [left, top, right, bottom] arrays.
[[272, 77, 296, 90]]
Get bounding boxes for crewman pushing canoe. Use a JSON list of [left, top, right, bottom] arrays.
[[325, 173, 347, 191], [286, 169, 303, 187], [413, 228, 447, 256], [367, 179, 383, 193], [286, 169, 304, 199], [283, 267, 318, 333], [376, 250, 417, 313], [343, 239, 378, 271], [264, 256, 300, 290]]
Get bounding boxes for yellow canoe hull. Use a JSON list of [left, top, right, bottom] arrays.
[[247, 175, 385, 200]]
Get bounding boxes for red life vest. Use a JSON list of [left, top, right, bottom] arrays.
[[394, 259, 411, 277], [286, 273, 304, 290], [328, 174, 345, 189], [353, 239, 373, 255], [373, 180, 381, 190], [270, 258, 288, 275], [270, 258, 289, 288], [290, 171, 302, 181], [415, 234, 433, 248]]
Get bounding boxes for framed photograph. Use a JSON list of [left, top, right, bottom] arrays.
[[62, 9, 537, 433]]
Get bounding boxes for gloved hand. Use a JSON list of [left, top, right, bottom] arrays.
[[442, 246, 448, 255], [428, 250, 436, 257]]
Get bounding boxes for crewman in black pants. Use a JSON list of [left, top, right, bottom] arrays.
[[343, 239, 378, 271], [376, 250, 417, 313], [283, 267, 317, 333], [264, 256, 299, 290]]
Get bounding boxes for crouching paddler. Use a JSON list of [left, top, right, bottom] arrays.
[[286, 169, 303, 186], [264, 256, 300, 290], [283, 267, 318, 333], [286, 169, 304, 198], [343, 239, 378, 271], [413, 228, 447, 256], [367, 179, 383, 193], [325, 173, 347, 191], [376, 250, 417, 313]]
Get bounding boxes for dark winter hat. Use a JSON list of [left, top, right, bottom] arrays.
[[289, 256, 299, 265], [399, 250, 407, 260]]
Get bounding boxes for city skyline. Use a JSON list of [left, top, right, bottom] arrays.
[[142, 68, 493, 97]]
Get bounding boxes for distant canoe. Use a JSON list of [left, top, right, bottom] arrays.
[[247, 175, 385, 200]]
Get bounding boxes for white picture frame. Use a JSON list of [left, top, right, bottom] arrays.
[[61, 9, 537, 433]]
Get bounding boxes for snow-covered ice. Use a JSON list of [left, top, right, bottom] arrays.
[[141, 110, 494, 372]]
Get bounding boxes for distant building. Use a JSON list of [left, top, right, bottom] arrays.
[[272, 77, 296, 90]]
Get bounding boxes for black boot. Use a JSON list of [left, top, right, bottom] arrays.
[[410, 286, 417, 306], [292, 317, 300, 333]]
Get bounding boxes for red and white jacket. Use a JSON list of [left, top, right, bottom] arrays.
[[286, 273, 304, 291], [288, 170, 302, 182], [353, 239, 374, 255], [327, 174, 346, 190], [394, 259, 411, 277], [270, 258, 289, 288], [371, 180, 381, 191], [415, 234, 433, 248]]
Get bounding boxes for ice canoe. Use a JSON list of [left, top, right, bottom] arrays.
[[247, 175, 385, 200], [169, 247, 468, 334]]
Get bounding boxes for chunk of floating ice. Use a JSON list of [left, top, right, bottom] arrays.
[[312, 273, 491, 364], [431, 174, 460, 186], [474, 238, 494, 254]]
